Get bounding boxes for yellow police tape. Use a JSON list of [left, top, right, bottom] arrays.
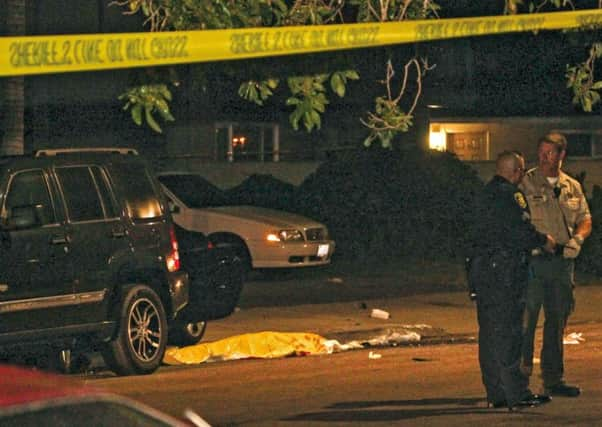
[[163, 331, 330, 365], [1, 9, 602, 77]]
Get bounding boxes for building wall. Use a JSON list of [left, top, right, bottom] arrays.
[[155, 159, 321, 189], [162, 116, 365, 165], [428, 116, 602, 161]]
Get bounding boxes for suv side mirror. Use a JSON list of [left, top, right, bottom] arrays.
[[8, 205, 42, 230]]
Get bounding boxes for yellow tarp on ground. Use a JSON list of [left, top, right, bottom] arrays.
[[163, 331, 330, 365]]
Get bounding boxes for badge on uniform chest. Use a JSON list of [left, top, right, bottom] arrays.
[[514, 192, 527, 208]]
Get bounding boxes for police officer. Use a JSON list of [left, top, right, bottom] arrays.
[[520, 132, 592, 397], [469, 150, 555, 410]]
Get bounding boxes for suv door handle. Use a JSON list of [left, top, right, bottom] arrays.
[[50, 235, 69, 245], [111, 228, 126, 238]]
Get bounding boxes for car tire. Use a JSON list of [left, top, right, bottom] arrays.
[[102, 284, 168, 376], [169, 320, 207, 347], [229, 245, 251, 280], [206, 256, 245, 320], [210, 236, 251, 274]]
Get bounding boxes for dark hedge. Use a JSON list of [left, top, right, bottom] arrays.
[[295, 146, 484, 260], [224, 174, 297, 212], [576, 183, 602, 275]]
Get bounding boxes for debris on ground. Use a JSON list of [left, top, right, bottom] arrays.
[[564, 332, 585, 345], [412, 357, 434, 362], [370, 309, 390, 319], [362, 331, 421, 347]]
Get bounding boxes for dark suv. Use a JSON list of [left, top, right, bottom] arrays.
[[0, 148, 188, 375]]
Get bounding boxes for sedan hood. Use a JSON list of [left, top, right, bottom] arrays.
[[197, 205, 323, 229]]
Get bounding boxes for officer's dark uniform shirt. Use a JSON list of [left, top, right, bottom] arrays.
[[474, 175, 547, 256]]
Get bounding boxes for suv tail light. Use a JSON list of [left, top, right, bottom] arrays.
[[166, 225, 181, 272]]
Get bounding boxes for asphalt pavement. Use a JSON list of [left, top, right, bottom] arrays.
[[82, 267, 602, 371], [205, 273, 602, 350]]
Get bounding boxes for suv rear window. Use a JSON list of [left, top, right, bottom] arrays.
[[111, 166, 163, 221], [56, 166, 105, 222], [91, 166, 119, 218]]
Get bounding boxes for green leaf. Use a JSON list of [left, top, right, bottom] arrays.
[[303, 113, 314, 132], [158, 85, 172, 100], [272, 0, 288, 13], [156, 99, 169, 112], [157, 105, 175, 121], [310, 110, 321, 129], [312, 99, 326, 113], [312, 82, 326, 92], [266, 78, 279, 89], [259, 85, 272, 99], [344, 70, 360, 80], [131, 104, 143, 126], [145, 107, 163, 133], [285, 97, 301, 106], [248, 85, 259, 102], [330, 73, 345, 97], [583, 96, 593, 112], [238, 83, 250, 98], [289, 108, 303, 130]]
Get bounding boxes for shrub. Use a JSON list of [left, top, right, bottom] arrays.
[[577, 184, 602, 275], [225, 174, 298, 212], [295, 146, 483, 260]]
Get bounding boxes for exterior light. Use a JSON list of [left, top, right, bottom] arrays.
[[429, 124, 446, 151]]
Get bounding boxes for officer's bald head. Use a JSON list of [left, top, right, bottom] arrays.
[[496, 151, 525, 184]]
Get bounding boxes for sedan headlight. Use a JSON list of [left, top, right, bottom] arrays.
[[266, 229, 304, 242]]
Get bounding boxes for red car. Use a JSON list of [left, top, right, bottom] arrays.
[[0, 364, 206, 426]]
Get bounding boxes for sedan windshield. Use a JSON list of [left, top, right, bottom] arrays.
[[158, 175, 229, 209]]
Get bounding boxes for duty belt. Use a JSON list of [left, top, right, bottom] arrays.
[[532, 244, 565, 257]]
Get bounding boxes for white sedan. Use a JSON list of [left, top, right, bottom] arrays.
[[158, 173, 335, 270]]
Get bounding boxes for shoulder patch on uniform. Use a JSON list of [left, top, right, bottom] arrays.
[[514, 192, 527, 209]]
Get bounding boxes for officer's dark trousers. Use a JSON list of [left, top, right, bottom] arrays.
[[472, 253, 530, 406], [522, 256, 575, 388]]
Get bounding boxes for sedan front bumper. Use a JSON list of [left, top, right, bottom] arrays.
[[250, 240, 335, 268]]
